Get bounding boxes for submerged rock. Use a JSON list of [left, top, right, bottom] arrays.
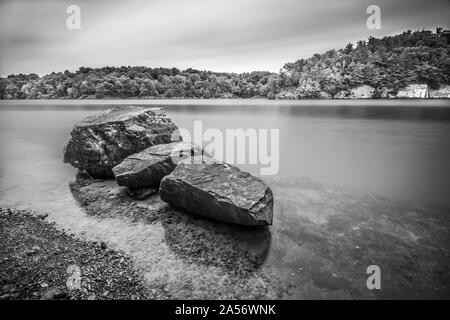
[[63, 106, 179, 177], [127, 187, 158, 200], [159, 157, 273, 226], [113, 142, 205, 189]]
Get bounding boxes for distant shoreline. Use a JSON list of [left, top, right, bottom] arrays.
[[1, 98, 449, 108], [1, 95, 449, 101]]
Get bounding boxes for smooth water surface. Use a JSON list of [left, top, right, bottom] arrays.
[[1, 99, 449, 208], [1, 99, 449, 298]]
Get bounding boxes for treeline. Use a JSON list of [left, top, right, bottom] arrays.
[[278, 28, 450, 99], [0, 67, 276, 99], [1, 28, 449, 100]]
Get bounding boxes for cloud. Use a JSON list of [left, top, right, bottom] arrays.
[[0, 0, 449, 76]]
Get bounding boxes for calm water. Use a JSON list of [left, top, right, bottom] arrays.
[[1, 99, 449, 208], [1, 99, 450, 298]]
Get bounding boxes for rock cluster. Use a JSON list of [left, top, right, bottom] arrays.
[[64, 106, 273, 226]]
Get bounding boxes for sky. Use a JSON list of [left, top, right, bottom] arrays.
[[0, 0, 449, 76]]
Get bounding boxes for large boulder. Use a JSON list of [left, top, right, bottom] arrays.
[[112, 142, 205, 189], [63, 106, 179, 177], [160, 158, 273, 226]]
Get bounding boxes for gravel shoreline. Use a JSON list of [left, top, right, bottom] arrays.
[[0, 207, 150, 300]]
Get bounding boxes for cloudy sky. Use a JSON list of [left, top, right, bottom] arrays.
[[0, 0, 449, 76]]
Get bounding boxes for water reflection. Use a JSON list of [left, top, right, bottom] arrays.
[[2, 99, 450, 120]]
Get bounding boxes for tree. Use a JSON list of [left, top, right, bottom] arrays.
[[344, 43, 353, 54]]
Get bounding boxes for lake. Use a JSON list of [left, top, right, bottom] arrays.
[[1, 99, 449, 298], [1, 99, 450, 208]]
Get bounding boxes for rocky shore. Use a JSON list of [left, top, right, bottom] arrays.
[[0, 207, 150, 300], [63, 106, 274, 226], [2, 174, 450, 299], [67, 176, 282, 299], [66, 176, 450, 299], [2, 105, 449, 300]]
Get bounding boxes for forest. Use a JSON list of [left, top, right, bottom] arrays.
[[1, 28, 449, 99]]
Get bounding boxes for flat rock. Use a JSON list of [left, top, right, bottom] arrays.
[[113, 142, 205, 189], [159, 157, 273, 226], [63, 106, 179, 177]]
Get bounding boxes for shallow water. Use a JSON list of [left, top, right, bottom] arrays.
[[1, 99, 449, 298]]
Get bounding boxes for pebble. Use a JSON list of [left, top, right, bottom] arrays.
[[38, 213, 48, 220], [1, 206, 149, 300]]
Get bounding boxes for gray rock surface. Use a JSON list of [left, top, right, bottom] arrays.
[[159, 158, 273, 226], [113, 142, 205, 189], [63, 106, 179, 177]]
